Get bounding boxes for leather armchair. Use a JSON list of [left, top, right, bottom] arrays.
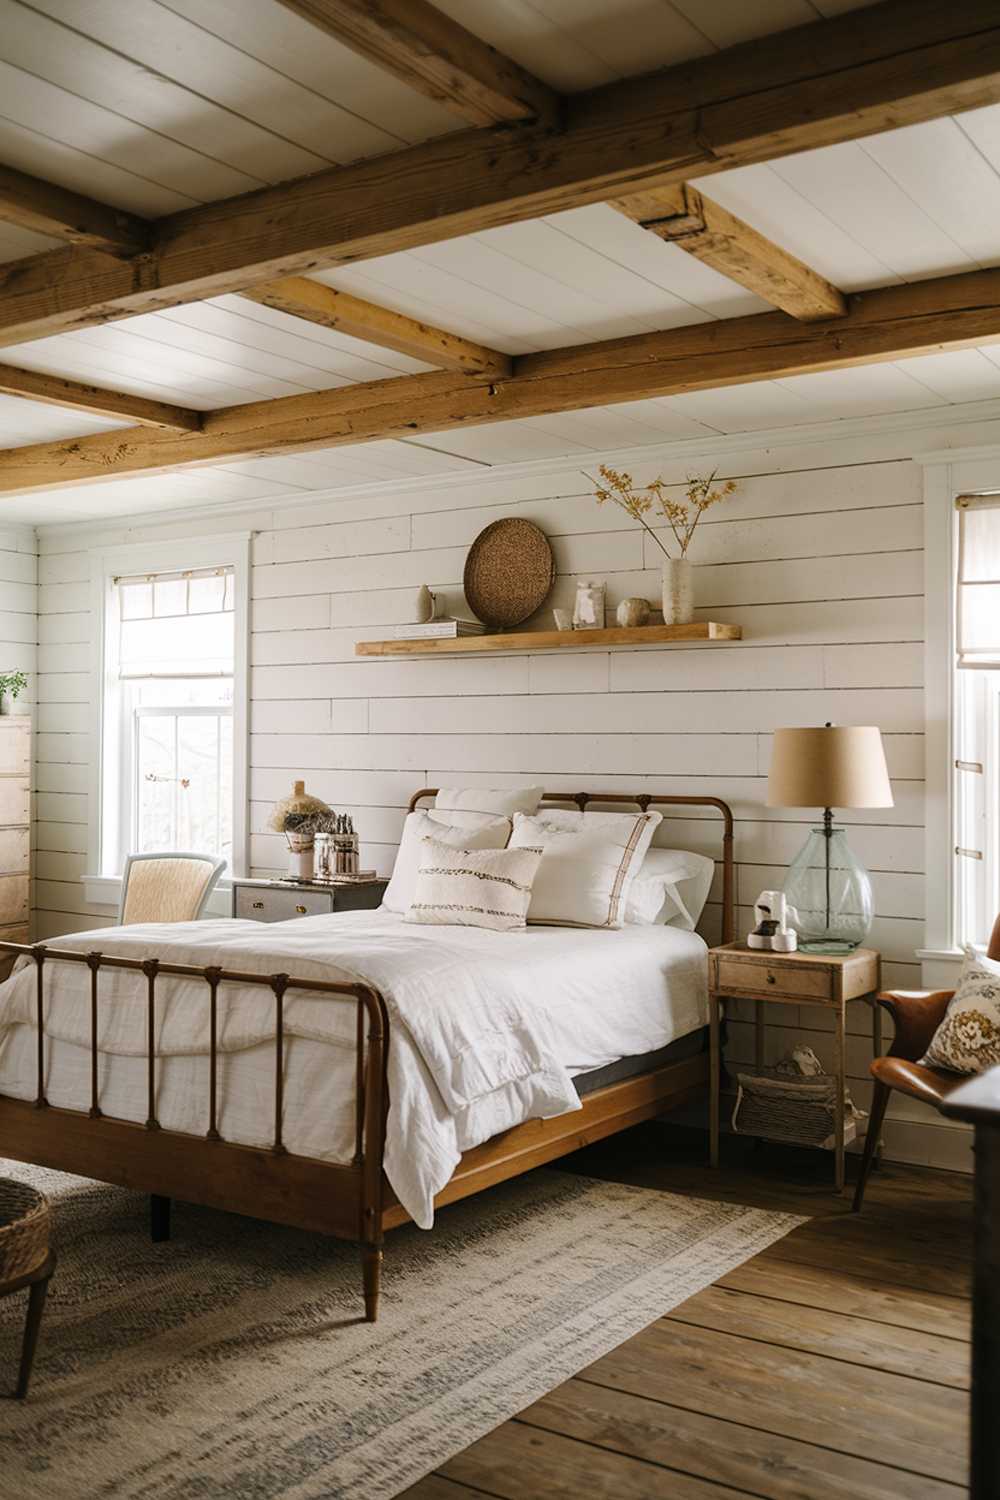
[[852, 912, 1000, 1211]]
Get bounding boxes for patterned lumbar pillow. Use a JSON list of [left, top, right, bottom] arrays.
[[405, 839, 543, 931], [382, 810, 511, 914], [920, 948, 1000, 1074], [508, 808, 662, 928]]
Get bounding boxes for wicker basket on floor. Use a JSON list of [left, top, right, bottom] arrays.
[[732, 1068, 857, 1151], [0, 1180, 50, 1283]]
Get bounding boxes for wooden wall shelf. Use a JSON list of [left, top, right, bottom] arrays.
[[356, 622, 742, 656]]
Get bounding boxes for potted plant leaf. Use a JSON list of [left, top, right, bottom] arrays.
[[0, 670, 28, 715]]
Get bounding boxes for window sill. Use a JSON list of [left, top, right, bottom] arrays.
[[82, 874, 233, 918], [917, 946, 973, 991]]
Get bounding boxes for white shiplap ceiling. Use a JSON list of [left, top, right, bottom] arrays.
[[0, 0, 999, 523]]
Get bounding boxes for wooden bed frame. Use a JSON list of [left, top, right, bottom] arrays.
[[0, 789, 734, 1322]]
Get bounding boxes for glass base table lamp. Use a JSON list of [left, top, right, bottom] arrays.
[[767, 724, 893, 954]]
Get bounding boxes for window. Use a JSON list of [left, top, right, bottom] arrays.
[[952, 495, 1000, 949], [90, 537, 249, 891]]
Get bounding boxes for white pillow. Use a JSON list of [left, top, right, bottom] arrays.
[[509, 808, 661, 928], [382, 810, 510, 913], [405, 839, 543, 931], [434, 786, 543, 818], [626, 847, 716, 930]]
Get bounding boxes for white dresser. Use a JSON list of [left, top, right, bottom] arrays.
[[0, 716, 30, 944], [232, 877, 387, 923]]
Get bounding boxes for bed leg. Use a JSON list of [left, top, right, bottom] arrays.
[[150, 1194, 171, 1243], [362, 1245, 382, 1323]]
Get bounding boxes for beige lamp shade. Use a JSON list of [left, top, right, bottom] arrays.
[[767, 726, 893, 809]]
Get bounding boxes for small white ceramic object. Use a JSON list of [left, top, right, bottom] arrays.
[[288, 845, 314, 881], [414, 584, 440, 623], [747, 890, 798, 951], [616, 597, 650, 628]]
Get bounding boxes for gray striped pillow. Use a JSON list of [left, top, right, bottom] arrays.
[[404, 839, 543, 931]]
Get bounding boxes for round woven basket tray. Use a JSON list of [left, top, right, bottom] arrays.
[[0, 1178, 50, 1283], [463, 517, 555, 629]]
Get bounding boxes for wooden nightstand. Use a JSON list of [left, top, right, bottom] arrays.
[[232, 877, 387, 922], [708, 943, 882, 1192]]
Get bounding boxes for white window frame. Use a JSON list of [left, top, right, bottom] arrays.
[[127, 700, 234, 869], [84, 533, 250, 912], [920, 453, 1000, 986]]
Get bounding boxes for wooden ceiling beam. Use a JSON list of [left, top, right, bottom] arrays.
[[240, 277, 511, 375], [0, 0, 998, 347], [2, 263, 1000, 493], [613, 183, 847, 321], [275, 0, 559, 126], [0, 163, 150, 259], [0, 363, 200, 431]]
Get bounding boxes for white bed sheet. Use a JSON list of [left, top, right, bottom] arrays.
[[0, 911, 707, 1227]]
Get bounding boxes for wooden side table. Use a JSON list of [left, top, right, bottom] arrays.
[[708, 943, 882, 1192]]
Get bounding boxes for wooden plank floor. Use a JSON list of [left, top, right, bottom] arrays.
[[403, 1124, 972, 1500]]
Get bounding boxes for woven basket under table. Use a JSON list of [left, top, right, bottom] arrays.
[[0, 1179, 51, 1283], [732, 1068, 857, 1151]]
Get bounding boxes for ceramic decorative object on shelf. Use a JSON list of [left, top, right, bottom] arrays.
[[572, 578, 605, 629], [463, 517, 555, 629], [615, 597, 650, 628], [661, 559, 694, 625], [590, 466, 738, 629], [413, 585, 441, 623]]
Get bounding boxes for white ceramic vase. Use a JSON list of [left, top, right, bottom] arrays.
[[661, 557, 694, 625], [287, 832, 314, 881]]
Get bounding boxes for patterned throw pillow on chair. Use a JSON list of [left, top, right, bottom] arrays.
[[920, 948, 1000, 1074]]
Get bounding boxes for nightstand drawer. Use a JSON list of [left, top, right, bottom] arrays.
[[235, 886, 334, 922], [715, 957, 834, 1001], [0, 778, 29, 825], [0, 720, 30, 775]]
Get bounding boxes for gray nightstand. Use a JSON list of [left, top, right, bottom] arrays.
[[708, 942, 882, 1192], [232, 877, 387, 922]]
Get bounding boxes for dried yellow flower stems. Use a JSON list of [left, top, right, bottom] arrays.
[[590, 465, 738, 558]]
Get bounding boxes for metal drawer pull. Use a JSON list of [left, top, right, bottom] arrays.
[[766, 974, 776, 984], [252, 901, 264, 910], [296, 904, 306, 914]]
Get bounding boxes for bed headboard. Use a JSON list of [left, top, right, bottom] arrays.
[[408, 789, 735, 945]]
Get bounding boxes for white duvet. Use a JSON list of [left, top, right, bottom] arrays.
[[0, 910, 707, 1227]]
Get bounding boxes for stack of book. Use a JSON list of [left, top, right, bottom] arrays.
[[386, 619, 487, 640]]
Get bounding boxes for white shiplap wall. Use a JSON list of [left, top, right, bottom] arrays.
[[0, 524, 36, 705], [31, 424, 969, 1169]]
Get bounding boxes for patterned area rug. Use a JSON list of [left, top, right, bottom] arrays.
[[0, 1161, 802, 1500]]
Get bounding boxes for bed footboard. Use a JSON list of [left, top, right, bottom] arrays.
[[0, 941, 390, 1322]]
